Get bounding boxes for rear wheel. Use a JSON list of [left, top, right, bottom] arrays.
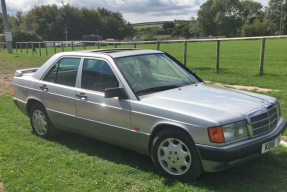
[[151, 128, 203, 180], [30, 103, 58, 139]]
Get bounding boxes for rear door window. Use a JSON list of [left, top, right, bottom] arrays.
[[43, 58, 81, 87]]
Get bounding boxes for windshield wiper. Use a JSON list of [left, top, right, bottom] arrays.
[[136, 85, 179, 94]]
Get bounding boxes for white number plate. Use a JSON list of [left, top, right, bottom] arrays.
[[261, 134, 282, 154]]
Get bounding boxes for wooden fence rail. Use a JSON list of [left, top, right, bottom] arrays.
[[14, 35, 287, 74]]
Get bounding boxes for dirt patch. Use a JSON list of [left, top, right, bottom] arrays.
[[282, 136, 287, 143], [205, 81, 280, 93], [0, 71, 14, 95], [0, 182, 3, 192]]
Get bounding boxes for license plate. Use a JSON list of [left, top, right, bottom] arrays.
[[261, 134, 282, 154]]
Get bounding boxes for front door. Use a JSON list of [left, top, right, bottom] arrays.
[[75, 58, 131, 146]]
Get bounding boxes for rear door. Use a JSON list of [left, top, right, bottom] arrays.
[[36, 57, 82, 129], [75, 58, 131, 146]]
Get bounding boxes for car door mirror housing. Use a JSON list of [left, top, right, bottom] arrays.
[[105, 88, 128, 99]]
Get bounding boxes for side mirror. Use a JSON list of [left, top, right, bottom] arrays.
[[105, 87, 128, 99]]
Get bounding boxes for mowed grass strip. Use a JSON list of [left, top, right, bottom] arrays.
[[1, 38, 287, 191]]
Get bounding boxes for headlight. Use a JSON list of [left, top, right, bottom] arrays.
[[223, 120, 249, 142]]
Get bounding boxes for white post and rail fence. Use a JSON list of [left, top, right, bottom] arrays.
[[5, 35, 287, 75]]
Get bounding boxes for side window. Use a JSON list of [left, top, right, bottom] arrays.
[[81, 59, 119, 92], [43, 58, 81, 87]]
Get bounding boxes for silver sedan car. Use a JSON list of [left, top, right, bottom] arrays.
[[12, 49, 287, 180]]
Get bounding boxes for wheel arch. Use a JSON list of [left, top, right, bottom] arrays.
[[148, 123, 196, 155], [26, 98, 44, 115]]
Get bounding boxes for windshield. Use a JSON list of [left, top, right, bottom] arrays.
[[115, 54, 198, 95]]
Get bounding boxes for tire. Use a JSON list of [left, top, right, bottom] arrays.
[[151, 128, 203, 180], [29, 103, 58, 139]]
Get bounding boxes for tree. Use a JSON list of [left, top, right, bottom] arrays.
[[5, 5, 135, 42], [162, 21, 175, 30], [265, 0, 287, 35], [197, 0, 217, 36], [240, 0, 263, 22], [241, 19, 268, 36], [0, 13, 3, 34], [189, 18, 200, 37], [197, 0, 242, 37], [212, 0, 242, 37], [170, 22, 192, 38]]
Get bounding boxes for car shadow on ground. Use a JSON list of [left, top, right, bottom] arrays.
[[50, 130, 287, 192]]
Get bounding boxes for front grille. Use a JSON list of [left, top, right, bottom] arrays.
[[249, 105, 278, 137]]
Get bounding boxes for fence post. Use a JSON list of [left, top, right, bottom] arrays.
[[134, 43, 136, 48], [115, 43, 117, 48], [16, 43, 18, 53], [259, 38, 266, 75], [45, 43, 48, 56], [97, 42, 100, 49], [157, 42, 160, 50], [26, 43, 28, 54], [32, 43, 34, 55], [39, 43, 41, 56], [71, 42, 74, 51], [61, 42, 64, 52], [183, 41, 187, 66], [216, 40, 220, 73], [83, 42, 86, 50], [54, 42, 56, 54], [20, 43, 22, 54]]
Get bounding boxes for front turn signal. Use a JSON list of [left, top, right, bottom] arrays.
[[208, 126, 225, 143]]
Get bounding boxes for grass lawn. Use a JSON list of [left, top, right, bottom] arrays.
[[1, 38, 287, 191]]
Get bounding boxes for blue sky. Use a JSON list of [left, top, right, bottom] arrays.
[[1, 0, 270, 23]]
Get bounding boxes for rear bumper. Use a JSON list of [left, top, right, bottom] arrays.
[[197, 118, 287, 172], [13, 97, 28, 116]]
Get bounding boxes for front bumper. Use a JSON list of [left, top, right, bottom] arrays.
[[197, 118, 287, 172]]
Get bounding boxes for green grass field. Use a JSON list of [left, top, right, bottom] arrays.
[[1, 38, 287, 191]]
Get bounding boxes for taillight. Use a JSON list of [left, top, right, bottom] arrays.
[[12, 86, 15, 94]]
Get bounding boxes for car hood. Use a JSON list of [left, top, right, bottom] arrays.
[[139, 83, 276, 125]]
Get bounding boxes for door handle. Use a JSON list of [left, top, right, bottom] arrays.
[[40, 85, 48, 91], [76, 93, 87, 99]]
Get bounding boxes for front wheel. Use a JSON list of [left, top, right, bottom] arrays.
[[151, 128, 203, 180], [30, 103, 58, 139]]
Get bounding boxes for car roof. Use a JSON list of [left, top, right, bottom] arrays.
[[72, 49, 163, 58]]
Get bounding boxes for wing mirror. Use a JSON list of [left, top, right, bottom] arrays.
[[105, 88, 128, 99]]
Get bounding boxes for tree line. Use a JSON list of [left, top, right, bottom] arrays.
[[0, 3, 135, 42], [131, 0, 287, 40], [0, 0, 286, 42], [192, 0, 286, 37]]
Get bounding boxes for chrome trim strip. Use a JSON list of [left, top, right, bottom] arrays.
[[46, 108, 143, 134], [84, 100, 129, 112], [250, 117, 269, 124], [76, 116, 130, 131], [253, 125, 269, 131], [13, 83, 38, 92], [14, 97, 27, 104], [46, 108, 75, 117], [132, 110, 202, 128], [130, 130, 151, 136]]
